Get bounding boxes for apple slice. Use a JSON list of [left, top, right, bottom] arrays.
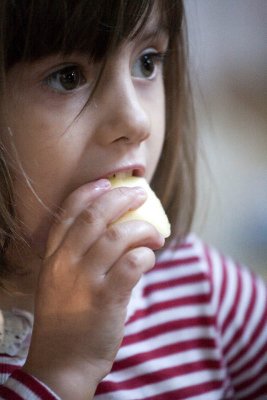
[[109, 175, 171, 238]]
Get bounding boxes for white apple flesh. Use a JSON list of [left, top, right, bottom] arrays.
[[109, 175, 171, 238]]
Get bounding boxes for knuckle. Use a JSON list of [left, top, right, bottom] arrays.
[[78, 205, 102, 225], [105, 225, 122, 243], [125, 251, 141, 271], [53, 207, 74, 227], [126, 248, 155, 273], [116, 186, 133, 200], [53, 207, 67, 224]]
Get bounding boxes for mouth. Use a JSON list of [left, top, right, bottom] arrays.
[[106, 167, 144, 180], [107, 171, 133, 180]]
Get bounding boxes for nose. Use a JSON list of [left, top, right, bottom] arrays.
[[93, 70, 151, 146]]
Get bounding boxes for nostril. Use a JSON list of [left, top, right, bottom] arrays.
[[114, 136, 129, 143]]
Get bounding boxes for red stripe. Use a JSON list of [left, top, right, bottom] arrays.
[[230, 341, 267, 379], [240, 382, 267, 400], [153, 256, 200, 271], [123, 316, 215, 346], [227, 303, 267, 367], [113, 338, 216, 372], [144, 273, 207, 296], [223, 271, 256, 355], [0, 386, 24, 400], [12, 369, 57, 400], [143, 380, 223, 400], [97, 359, 222, 394], [0, 363, 20, 375], [234, 363, 267, 393], [127, 293, 211, 325], [168, 239, 194, 251], [222, 263, 242, 335]]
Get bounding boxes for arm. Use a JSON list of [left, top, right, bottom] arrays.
[[20, 181, 164, 399], [208, 248, 267, 398], [0, 363, 60, 399]]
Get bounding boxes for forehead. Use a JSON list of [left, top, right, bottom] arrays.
[[5, 0, 180, 68]]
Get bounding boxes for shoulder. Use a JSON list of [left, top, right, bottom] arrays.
[[142, 234, 217, 318], [152, 233, 267, 331], [152, 233, 217, 295], [156, 233, 210, 270], [156, 233, 266, 295]]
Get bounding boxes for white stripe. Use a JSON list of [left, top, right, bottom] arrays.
[[148, 235, 207, 285], [117, 326, 216, 361], [183, 389, 227, 400], [156, 234, 197, 263], [95, 368, 226, 400], [222, 267, 252, 348], [217, 258, 238, 329], [146, 254, 208, 284], [0, 373, 11, 385], [125, 304, 213, 336], [0, 356, 23, 367], [156, 247, 196, 264], [146, 260, 206, 284], [209, 248, 224, 315], [146, 280, 210, 303], [107, 348, 221, 383], [6, 376, 41, 400]]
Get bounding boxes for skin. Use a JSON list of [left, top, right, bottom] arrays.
[[0, 11, 168, 400]]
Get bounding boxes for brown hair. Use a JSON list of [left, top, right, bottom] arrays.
[[0, 0, 196, 283]]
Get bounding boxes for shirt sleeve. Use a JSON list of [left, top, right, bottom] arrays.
[[207, 246, 267, 399], [0, 362, 60, 400]]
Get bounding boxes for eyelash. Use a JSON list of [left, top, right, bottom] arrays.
[[42, 65, 87, 95], [133, 51, 167, 80], [42, 50, 168, 94]]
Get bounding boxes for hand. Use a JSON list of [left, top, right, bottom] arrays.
[[23, 179, 164, 399]]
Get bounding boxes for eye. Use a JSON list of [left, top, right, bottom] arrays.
[[131, 51, 166, 80], [45, 65, 86, 93]]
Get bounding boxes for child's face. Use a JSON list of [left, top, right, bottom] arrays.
[[2, 16, 168, 254]]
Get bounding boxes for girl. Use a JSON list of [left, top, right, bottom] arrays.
[[0, 1, 266, 399]]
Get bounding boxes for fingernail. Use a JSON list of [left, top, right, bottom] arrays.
[[93, 179, 111, 190], [133, 186, 147, 197], [158, 233, 165, 246]]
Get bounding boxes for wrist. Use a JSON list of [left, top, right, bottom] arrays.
[[22, 359, 102, 400]]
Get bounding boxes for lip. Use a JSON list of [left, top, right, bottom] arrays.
[[100, 164, 145, 180]]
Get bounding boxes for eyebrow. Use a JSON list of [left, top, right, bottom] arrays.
[[139, 26, 169, 41], [133, 22, 169, 46]]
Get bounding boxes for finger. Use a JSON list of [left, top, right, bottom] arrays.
[[105, 247, 156, 304], [45, 179, 111, 258], [58, 186, 147, 259], [81, 219, 164, 275]]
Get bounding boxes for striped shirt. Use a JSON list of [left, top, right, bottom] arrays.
[[0, 234, 266, 399]]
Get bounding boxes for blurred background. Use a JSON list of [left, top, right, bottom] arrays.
[[184, 0, 267, 279]]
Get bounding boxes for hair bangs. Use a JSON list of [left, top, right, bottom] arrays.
[[4, 0, 182, 69]]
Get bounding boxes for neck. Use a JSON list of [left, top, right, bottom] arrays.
[[0, 289, 35, 314], [0, 246, 40, 314]]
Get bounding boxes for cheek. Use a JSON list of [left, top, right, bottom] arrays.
[[3, 107, 84, 252], [147, 90, 165, 180], [5, 93, 84, 188]]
